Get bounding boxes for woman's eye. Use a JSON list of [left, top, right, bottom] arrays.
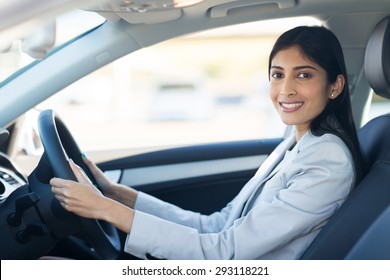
[[298, 73, 311, 78], [271, 72, 283, 79]]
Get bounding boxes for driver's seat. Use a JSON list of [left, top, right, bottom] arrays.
[[300, 15, 390, 259]]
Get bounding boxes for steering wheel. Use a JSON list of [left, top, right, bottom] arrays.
[[36, 109, 120, 259]]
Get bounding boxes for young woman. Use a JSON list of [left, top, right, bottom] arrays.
[[50, 26, 364, 259]]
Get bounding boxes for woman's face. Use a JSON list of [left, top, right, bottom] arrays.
[[269, 45, 338, 140]]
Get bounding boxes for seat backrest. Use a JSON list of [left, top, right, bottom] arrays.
[[300, 15, 390, 259], [346, 205, 390, 260]]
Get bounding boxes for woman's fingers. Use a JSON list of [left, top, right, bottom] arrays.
[[50, 177, 74, 210], [50, 177, 70, 193]]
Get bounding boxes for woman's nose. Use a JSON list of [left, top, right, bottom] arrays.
[[281, 79, 296, 96]]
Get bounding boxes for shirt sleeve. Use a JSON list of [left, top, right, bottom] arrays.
[[134, 190, 233, 233]]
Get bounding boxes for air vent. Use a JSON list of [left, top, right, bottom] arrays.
[[0, 170, 20, 186], [0, 167, 26, 200]]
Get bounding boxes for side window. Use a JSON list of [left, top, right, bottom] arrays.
[[368, 92, 390, 121], [19, 18, 320, 160]]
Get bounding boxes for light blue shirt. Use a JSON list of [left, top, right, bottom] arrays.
[[125, 131, 355, 259]]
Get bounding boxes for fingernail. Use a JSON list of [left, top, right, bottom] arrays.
[[82, 153, 87, 158]]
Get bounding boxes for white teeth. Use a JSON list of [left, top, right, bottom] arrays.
[[281, 102, 303, 109]]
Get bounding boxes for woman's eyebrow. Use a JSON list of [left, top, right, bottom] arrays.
[[270, 65, 318, 71], [293, 65, 318, 71]]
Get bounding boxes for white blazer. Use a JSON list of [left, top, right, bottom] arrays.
[[125, 131, 355, 259]]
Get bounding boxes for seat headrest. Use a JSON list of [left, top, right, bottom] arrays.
[[364, 16, 390, 99]]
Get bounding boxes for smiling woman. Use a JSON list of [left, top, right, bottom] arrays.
[[2, 0, 389, 265], [46, 25, 364, 260]]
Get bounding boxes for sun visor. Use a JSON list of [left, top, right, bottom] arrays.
[[21, 22, 56, 59]]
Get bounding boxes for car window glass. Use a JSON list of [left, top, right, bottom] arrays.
[[367, 92, 390, 122], [363, 92, 390, 125], [21, 17, 320, 155]]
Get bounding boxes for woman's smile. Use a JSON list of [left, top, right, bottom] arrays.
[[279, 101, 304, 112]]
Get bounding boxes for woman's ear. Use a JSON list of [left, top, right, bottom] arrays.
[[329, 74, 345, 99]]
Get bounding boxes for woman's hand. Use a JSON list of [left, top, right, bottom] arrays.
[[50, 159, 111, 220], [50, 159, 134, 233]]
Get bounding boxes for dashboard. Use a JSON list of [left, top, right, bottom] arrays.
[[0, 151, 54, 260], [0, 154, 27, 202]]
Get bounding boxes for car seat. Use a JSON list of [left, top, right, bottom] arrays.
[[345, 205, 390, 259], [300, 15, 390, 259]]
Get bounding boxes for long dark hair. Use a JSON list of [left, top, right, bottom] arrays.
[[268, 26, 365, 183]]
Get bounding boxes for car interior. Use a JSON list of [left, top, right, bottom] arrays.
[[1, 0, 390, 260]]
